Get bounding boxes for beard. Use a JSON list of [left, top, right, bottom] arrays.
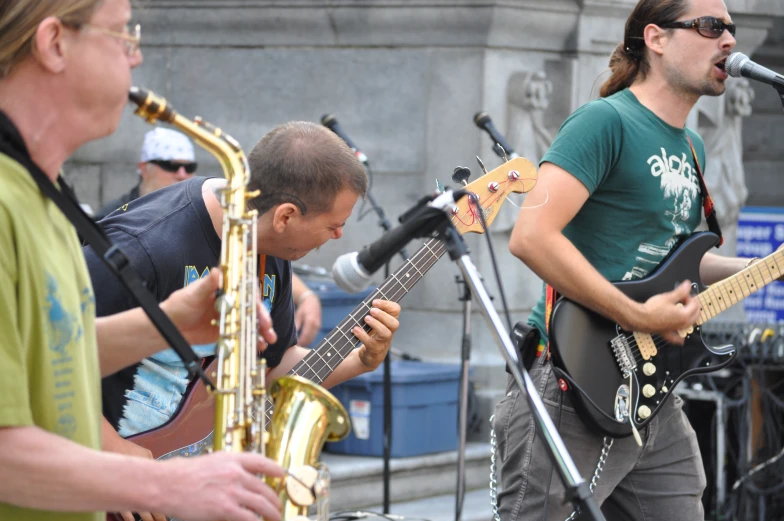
[[666, 62, 726, 99]]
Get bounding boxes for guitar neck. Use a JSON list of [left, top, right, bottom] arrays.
[[263, 237, 447, 421], [697, 249, 784, 325]]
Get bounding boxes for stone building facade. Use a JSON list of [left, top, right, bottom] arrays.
[[66, 0, 784, 424]]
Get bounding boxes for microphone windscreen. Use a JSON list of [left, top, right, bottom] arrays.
[[332, 252, 371, 294], [725, 52, 748, 78], [474, 112, 490, 127]]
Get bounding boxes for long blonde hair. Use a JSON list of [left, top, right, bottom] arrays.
[[0, 0, 103, 79]]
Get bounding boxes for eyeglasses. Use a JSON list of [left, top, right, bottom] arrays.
[[69, 22, 141, 56], [660, 16, 736, 39], [148, 160, 198, 174]]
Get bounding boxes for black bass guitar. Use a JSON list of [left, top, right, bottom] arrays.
[[549, 231, 783, 438]]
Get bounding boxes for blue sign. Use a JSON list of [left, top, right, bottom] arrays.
[[736, 207, 784, 323]]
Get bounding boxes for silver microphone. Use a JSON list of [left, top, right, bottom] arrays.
[[332, 251, 372, 293], [726, 52, 784, 88]]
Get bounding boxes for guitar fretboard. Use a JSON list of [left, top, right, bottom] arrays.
[[697, 249, 784, 324], [263, 237, 448, 421]]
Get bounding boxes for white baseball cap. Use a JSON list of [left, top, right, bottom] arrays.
[[140, 128, 195, 163]]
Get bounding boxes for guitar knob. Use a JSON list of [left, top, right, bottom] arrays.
[[642, 384, 656, 398], [638, 405, 651, 419], [642, 363, 656, 376]]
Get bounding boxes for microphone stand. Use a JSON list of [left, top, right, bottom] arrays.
[[361, 166, 409, 514], [427, 210, 606, 521], [454, 275, 471, 521], [775, 83, 784, 112]]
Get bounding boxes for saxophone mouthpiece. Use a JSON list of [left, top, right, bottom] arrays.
[[128, 86, 148, 107]]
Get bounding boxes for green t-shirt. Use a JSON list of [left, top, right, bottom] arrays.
[[529, 89, 706, 342], [0, 153, 102, 521]]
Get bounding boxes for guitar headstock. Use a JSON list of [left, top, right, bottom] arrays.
[[449, 157, 537, 235]]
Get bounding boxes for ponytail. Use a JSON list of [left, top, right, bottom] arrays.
[[599, 43, 643, 98]]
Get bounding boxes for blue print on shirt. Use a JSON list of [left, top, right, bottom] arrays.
[[44, 272, 88, 439]]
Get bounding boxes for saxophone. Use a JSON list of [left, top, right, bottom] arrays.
[[128, 87, 350, 520]]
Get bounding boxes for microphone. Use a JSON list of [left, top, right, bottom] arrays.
[[473, 112, 520, 160], [332, 190, 467, 292], [726, 52, 784, 89], [321, 114, 369, 164]]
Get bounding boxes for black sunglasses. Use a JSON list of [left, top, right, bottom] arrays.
[[660, 16, 736, 39], [148, 159, 198, 174]]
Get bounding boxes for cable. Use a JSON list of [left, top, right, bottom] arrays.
[[472, 194, 513, 332], [551, 367, 625, 424], [541, 384, 564, 521]]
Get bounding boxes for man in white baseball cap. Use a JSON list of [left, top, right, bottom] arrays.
[[94, 127, 197, 220]]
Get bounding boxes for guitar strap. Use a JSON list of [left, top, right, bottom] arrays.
[[540, 136, 723, 359], [0, 111, 210, 388], [686, 135, 723, 247]]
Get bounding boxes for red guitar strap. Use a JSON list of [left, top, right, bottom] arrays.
[[539, 284, 558, 359], [687, 136, 723, 247]]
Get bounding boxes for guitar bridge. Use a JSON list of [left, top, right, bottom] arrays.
[[611, 334, 637, 377]]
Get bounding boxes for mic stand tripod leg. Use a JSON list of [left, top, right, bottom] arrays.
[[436, 225, 606, 521], [455, 276, 471, 521]]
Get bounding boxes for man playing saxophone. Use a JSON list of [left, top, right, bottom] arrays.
[[83, 121, 402, 520], [0, 1, 286, 520]]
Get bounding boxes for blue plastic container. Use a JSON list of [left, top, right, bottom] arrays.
[[304, 280, 376, 347], [325, 361, 461, 457]]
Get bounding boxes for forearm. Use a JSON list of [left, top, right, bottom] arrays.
[[512, 232, 643, 330], [0, 426, 163, 513], [700, 252, 751, 286], [291, 275, 308, 301], [266, 345, 367, 389], [95, 307, 173, 377]]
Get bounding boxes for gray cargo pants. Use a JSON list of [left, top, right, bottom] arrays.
[[493, 361, 706, 521]]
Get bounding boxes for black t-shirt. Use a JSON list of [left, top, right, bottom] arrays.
[[83, 177, 297, 435], [93, 183, 140, 221]]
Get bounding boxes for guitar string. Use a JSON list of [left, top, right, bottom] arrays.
[[292, 239, 446, 381]]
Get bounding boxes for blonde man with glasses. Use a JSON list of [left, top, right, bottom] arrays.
[[0, 1, 285, 521]]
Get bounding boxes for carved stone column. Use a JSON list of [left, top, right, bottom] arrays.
[[697, 78, 755, 257]]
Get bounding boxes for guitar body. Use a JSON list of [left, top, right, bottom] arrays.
[[549, 232, 737, 438], [126, 358, 218, 459]]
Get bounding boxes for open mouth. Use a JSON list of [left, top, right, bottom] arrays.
[[715, 58, 727, 72]]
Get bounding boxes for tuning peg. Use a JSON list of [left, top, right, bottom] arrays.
[[493, 143, 509, 162], [452, 166, 471, 185], [476, 156, 489, 175]]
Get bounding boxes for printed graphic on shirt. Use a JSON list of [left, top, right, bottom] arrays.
[[45, 272, 93, 439], [623, 148, 701, 281], [184, 265, 211, 286]]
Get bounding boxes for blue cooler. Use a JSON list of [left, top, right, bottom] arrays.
[[304, 280, 376, 347], [325, 360, 461, 457]]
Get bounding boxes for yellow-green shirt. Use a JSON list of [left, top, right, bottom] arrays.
[[0, 152, 102, 521]]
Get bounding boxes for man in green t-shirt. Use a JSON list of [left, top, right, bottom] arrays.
[[494, 0, 764, 520], [0, 1, 284, 521]]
